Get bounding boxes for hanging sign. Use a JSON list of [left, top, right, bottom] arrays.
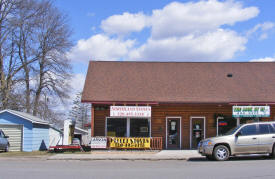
[[90, 137, 107, 149], [232, 106, 270, 117], [109, 137, 151, 149], [110, 106, 151, 117]]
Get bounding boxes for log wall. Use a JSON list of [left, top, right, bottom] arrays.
[[92, 104, 275, 149]]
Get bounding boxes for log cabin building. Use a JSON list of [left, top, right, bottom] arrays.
[[82, 61, 275, 149]]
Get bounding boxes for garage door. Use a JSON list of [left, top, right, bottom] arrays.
[[0, 125, 23, 151]]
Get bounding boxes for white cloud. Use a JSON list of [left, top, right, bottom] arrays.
[[250, 57, 275, 62], [70, 73, 86, 94], [246, 22, 275, 40], [67, 34, 135, 62], [129, 29, 246, 61], [100, 1, 258, 39], [101, 12, 148, 36], [150, 1, 259, 39], [69, 0, 260, 62]]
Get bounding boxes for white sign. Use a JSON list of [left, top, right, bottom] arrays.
[[110, 106, 151, 117], [90, 137, 107, 149], [233, 106, 270, 117]]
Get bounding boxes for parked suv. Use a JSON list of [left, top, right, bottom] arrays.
[[198, 122, 275, 161], [0, 129, 9, 152]]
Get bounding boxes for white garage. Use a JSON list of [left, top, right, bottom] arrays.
[[0, 124, 23, 151]]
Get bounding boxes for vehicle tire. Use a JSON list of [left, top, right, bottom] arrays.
[[206, 155, 214, 161], [271, 144, 275, 158], [5, 144, 9, 152], [213, 145, 230, 161]]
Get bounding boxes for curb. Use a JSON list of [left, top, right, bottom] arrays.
[[46, 157, 189, 161]]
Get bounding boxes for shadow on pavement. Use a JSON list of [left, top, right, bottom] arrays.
[[188, 156, 275, 162]]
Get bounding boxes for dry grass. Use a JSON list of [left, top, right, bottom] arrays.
[[0, 151, 53, 157]]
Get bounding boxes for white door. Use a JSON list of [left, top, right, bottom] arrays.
[[0, 125, 23, 151]]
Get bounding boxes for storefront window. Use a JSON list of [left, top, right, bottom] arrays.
[[107, 118, 127, 137], [130, 118, 150, 137], [107, 118, 150, 137], [216, 115, 237, 136]]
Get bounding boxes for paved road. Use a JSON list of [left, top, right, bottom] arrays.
[[1, 156, 275, 179]]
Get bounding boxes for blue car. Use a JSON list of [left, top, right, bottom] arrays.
[[0, 129, 9, 152]]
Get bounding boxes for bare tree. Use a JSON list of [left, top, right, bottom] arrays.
[[15, 0, 41, 112], [0, 0, 73, 125], [0, 0, 20, 109], [32, 0, 72, 116]]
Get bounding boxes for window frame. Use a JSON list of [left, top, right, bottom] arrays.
[[105, 117, 151, 137], [106, 117, 127, 137], [130, 118, 151, 137]]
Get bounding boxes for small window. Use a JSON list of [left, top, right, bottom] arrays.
[[227, 73, 233, 78], [259, 124, 270, 134], [239, 125, 257, 136]]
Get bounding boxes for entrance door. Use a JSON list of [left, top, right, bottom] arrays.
[[191, 117, 205, 149], [166, 118, 181, 149]]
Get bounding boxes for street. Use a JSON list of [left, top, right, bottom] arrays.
[[1, 156, 275, 179]]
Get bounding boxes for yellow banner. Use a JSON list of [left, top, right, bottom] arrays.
[[109, 137, 151, 149]]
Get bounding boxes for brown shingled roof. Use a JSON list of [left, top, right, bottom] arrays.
[[82, 61, 275, 104]]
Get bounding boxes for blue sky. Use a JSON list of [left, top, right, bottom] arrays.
[[54, 0, 275, 94]]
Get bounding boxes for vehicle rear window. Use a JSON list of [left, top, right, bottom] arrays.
[[259, 124, 271, 134], [239, 125, 257, 136]]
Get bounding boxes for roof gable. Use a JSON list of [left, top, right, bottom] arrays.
[[0, 109, 49, 125]]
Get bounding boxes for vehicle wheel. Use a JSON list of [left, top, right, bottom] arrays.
[[213, 145, 230, 161], [5, 145, 9, 152], [206, 155, 214, 161]]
